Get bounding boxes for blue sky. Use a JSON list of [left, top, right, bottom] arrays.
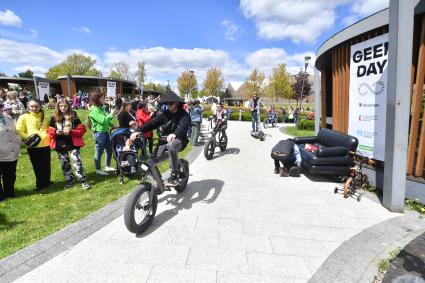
[[0, 0, 388, 87]]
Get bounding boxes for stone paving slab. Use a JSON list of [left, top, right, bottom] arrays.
[[10, 121, 400, 282]]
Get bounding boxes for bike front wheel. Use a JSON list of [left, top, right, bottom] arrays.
[[204, 139, 215, 160], [175, 159, 189, 193], [124, 183, 157, 234]]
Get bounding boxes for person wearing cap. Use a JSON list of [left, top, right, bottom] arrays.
[[131, 91, 190, 186], [0, 102, 22, 201]]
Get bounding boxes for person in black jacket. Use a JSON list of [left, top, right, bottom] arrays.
[[117, 101, 137, 129], [131, 91, 190, 186]]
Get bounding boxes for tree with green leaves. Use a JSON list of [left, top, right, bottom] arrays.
[[291, 69, 312, 103], [144, 82, 167, 93], [109, 62, 135, 81], [46, 53, 102, 80], [202, 67, 224, 98], [177, 70, 198, 99], [266, 63, 293, 101], [245, 68, 265, 97], [136, 62, 146, 85], [18, 69, 34, 78]]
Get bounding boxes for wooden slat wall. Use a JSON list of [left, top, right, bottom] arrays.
[[320, 67, 327, 128], [407, 16, 425, 175]]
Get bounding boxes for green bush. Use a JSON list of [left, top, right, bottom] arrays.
[[296, 118, 315, 131]]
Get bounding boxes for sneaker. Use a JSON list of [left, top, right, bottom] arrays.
[[96, 169, 109, 176], [81, 181, 91, 190], [64, 179, 74, 189], [104, 166, 116, 172], [130, 166, 136, 173], [164, 172, 179, 187], [274, 167, 280, 174], [279, 167, 289, 177], [289, 166, 301, 177]]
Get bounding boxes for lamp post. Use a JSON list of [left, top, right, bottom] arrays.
[[187, 70, 194, 100], [299, 56, 311, 109]]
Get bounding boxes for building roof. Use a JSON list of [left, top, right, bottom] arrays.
[[57, 75, 136, 85], [0, 76, 59, 85]]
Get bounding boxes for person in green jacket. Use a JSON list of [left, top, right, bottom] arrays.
[[88, 93, 117, 175]]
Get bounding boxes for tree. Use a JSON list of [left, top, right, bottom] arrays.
[[18, 69, 34, 78], [136, 61, 146, 85], [46, 53, 102, 80], [177, 70, 198, 99], [109, 62, 135, 81], [0, 71, 6, 77], [245, 68, 265, 97], [202, 67, 224, 98], [144, 82, 167, 93], [291, 69, 312, 103], [266, 63, 293, 101]]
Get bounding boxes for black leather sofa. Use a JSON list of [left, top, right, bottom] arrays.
[[293, 128, 358, 175]]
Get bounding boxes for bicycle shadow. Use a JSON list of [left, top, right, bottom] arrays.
[[211, 148, 240, 160], [136, 178, 224, 238]]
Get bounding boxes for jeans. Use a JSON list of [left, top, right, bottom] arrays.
[[93, 132, 112, 170], [251, 112, 260, 132], [27, 147, 51, 189], [191, 121, 201, 145], [294, 117, 298, 124], [156, 139, 182, 173], [271, 152, 296, 169], [282, 115, 286, 123]]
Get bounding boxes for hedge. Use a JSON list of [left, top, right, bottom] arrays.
[[296, 118, 315, 131]]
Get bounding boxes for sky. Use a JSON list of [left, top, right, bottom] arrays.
[[0, 0, 389, 89]]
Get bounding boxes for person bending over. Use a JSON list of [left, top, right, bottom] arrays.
[[271, 139, 302, 177], [131, 91, 190, 186]]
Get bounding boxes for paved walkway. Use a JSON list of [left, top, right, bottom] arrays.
[[14, 121, 399, 282]]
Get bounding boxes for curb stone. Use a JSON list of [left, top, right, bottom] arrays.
[[0, 144, 203, 283], [309, 211, 425, 283]]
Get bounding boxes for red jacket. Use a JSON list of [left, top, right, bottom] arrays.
[[48, 124, 86, 149], [136, 109, 153, 138]]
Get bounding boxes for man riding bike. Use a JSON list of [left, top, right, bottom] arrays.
[[131, 91, 190, 187], [248, 94, 263, 132]]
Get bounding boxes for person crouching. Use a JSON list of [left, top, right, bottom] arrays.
[[271, 139, 302, 177]]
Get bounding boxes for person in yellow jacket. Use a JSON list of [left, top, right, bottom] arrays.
[[16, 98, 52, 191]]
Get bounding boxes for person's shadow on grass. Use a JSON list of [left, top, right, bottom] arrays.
[[0, 212, 25, 230], [136, 178, 224, 238]]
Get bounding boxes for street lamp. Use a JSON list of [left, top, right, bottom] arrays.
[[187, 70, 194, 100], [299, 56, 311, 109]]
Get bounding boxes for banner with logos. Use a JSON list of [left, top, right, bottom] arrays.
[[38, 82, 50, 100], [348, 33, 388, 161], [107, 81, 116, 97]]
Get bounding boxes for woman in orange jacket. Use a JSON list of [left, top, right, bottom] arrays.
[[136, 102, 154, 157]]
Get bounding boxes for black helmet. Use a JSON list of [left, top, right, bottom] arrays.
[[159, 91, 183, 104]]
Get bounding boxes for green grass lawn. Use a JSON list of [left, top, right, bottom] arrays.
[[0, 109, 191, 259], [281, 126, 315, 137]]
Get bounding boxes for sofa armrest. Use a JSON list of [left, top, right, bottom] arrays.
[[317, 146, 348, 157], [293, 136, 318, 144]]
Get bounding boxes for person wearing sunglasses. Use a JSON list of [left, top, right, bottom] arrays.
[[131, 91, 190, 186], [0, 102, 22, 201]]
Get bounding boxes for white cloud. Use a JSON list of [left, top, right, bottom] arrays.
[[240, 0, 348, 43], [0, 10, 22, 27], [350, 0, 388, 17], [104, 47, 248, 81], [72, 26, 91, 34], [221, 20, 243, 41], [246, 48, 316, 76], [12, 65, 48, 77], [30, 28, 38, 38]]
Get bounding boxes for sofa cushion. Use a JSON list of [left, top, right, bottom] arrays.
[[316, 146, 348, 157], [317, 128, 358, 151], [300, 147, 354, 166]]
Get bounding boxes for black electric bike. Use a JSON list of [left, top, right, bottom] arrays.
[[124, 137, 189, 234], [204, 116, 228, 160]]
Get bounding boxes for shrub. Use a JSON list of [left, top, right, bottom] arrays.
[[296, 118, 315, 131]]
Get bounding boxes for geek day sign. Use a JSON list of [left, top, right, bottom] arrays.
[[348, 33, 388, 161], [37, 82, 50, 100], [107, 81, 116, 97]]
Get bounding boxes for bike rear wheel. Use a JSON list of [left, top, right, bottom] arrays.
[[263, 118, 269, 129], [175, 159, 189, 193], [204, 139, 215, 160], [219, 132, 228, 152], [124, 183, 157, 234]]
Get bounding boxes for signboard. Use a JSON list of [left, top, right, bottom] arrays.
[[348, 33, 388, 161], [38, 82, 50, 100], [107, 81, 116, 97]]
